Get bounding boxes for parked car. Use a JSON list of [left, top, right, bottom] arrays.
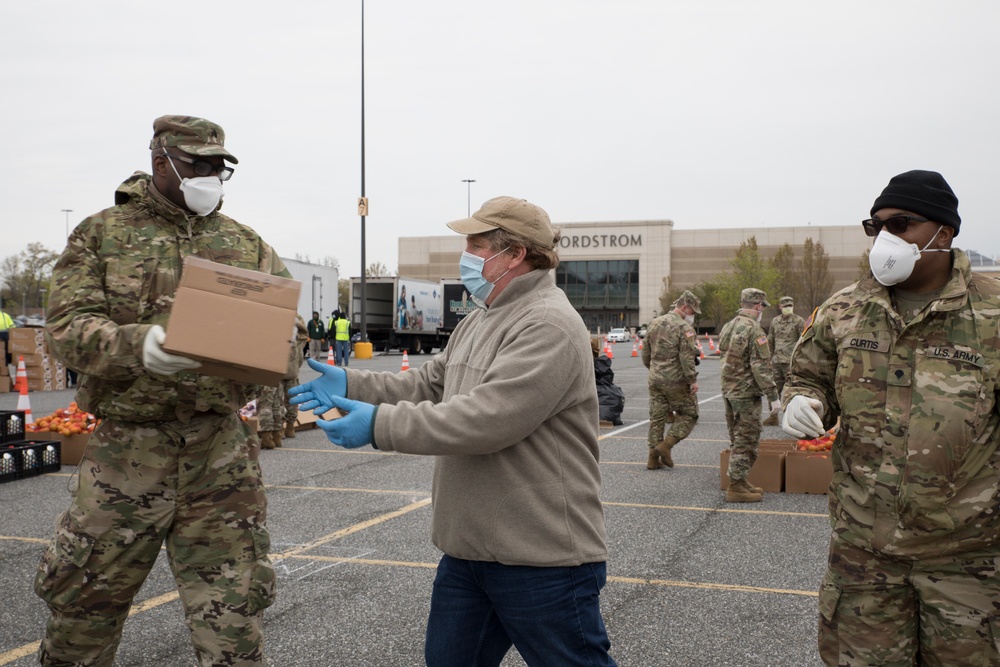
[[607, 327, 630, 343], [637, 326, 647, 339]]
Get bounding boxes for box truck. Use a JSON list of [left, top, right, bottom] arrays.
[[349, 277, 447, 354]]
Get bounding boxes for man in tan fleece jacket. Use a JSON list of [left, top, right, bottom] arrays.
[[290, 196, 617, 667]]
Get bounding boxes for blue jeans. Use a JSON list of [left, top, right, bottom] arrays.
[[425, 555, 617, 667], [335, 340, 350, 366]]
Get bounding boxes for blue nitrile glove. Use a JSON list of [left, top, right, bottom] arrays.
[[317, 395, 377, 449], [288, 358, 347, 413]]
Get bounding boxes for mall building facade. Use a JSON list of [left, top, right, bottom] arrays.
[[398, 220, 997, 332]]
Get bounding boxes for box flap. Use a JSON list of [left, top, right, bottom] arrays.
[[180, 256, 300, 308]]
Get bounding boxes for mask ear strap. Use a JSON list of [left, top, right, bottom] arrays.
[[920, 226, 949, 253], [162, 149, 185, 182]]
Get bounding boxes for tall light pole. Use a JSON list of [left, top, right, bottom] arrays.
[[461, 179, 476, 217], [358, 0, 368, 343], [61, 209, 73, 239]]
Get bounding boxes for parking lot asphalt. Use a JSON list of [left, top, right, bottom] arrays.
[[0, 345, 828, 666]]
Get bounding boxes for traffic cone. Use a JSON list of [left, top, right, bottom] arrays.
[[698, 342, 706, 360], [605, 340, 614, 360], [327, 347, 336, 366], [638, 337, 643, 351], [631, 342, 639, 357], [16, 380, 33, 426], [401, 351, 410, 371], [708, 337, 716, 352], [15, 356, 28, 394]]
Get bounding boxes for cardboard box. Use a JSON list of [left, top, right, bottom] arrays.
[[294, 408, 343, 430], [163, 257, 301, 386], [244, 417, 260, 433], [720, 442, 790, 493], [10, 340, 45, 355], [46, 432, 92, 466], [9, 327, 45, 345], [785, 450, 834, 494], [19, 353, 57, 368]]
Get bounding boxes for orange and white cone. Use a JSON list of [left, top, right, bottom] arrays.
[[631, 342, 639, 357], [327, 347, 337, 366], [15, 356, 28, 394], [698, 342, 706, 360], [401, 351, 410, 371], [604, 340, 614, 360], [708, 337, 716, 352], [16, 379, 33, 425]]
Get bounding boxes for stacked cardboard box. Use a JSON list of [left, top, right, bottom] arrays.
[[8, 328, 67, 392], [720, 439, 833, 495]]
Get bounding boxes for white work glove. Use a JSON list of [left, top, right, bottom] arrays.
[[142, 325, 202, 375], [769, 399, 781, 416], [782, 395, 825, 439]]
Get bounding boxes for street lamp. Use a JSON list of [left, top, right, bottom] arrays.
[[61, 209, 73, 239], [461, 179, 476, 217]]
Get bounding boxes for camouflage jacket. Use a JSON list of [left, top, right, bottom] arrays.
[[719, 310, 777, 401], [785, 250, 1000, 558], [642, 312, 698, 386], [46, 172, 306, 422], [767, 312, 806, 365]]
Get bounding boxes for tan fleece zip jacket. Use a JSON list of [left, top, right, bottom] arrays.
[[345, 269, 609, 567]]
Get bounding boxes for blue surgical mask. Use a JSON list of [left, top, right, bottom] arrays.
[[459, 248, 509, 303]]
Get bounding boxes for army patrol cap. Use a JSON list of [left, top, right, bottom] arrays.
[[779, 296, 794, 307], [740, 288, 770, 307], [675, 290, 702, 314], [149, 115, 239, 164], [447, 196, 556, 250]]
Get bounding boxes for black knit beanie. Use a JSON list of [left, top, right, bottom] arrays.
[[871, 170, 961, 236]]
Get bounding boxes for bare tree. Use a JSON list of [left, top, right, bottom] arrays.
[[796, 238, 832, 310], [1, 242, 58, 314], [770, 243, 798, 303], [366, 261, 393, 277]]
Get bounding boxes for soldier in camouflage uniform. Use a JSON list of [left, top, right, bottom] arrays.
[[282, 376, 299, 440], [36, 116, 307, 667], [256, 385, 286, 449], [763, 295, 805, 425], [718, 288, 779, 503], [642, 290, 701, 470], [782, 170, 1000, 666]]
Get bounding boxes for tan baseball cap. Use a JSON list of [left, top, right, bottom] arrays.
[[447, 196, 556, 250]]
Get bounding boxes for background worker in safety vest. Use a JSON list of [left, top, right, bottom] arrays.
[[0, 307, 14, 365], [332, 310, 352, 366]]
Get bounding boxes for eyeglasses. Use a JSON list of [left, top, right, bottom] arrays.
[[861, 214, 931, 237], [163, 151, 234, 181]]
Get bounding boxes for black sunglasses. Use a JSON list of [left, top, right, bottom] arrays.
[[861, 214, 931, 238], [163, 151, 234, 181]]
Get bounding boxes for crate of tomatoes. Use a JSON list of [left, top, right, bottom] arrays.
[[27, 402, 98, 466]]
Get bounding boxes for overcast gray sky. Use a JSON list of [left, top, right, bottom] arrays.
[[3, 1, 998, 278]]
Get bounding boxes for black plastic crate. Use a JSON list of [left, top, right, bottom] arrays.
[[0, 446, 19, 483], [0, 411, 26, 444], [2, 440, 61, 478]]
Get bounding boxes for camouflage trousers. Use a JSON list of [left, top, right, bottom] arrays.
[[647, 382, 698, 448], [819, 538, 1000, 666], [257, 379, 298, 431], [772, 362, 790, 399], [34, 412, 275, 667], [723, 396, 762, 481]]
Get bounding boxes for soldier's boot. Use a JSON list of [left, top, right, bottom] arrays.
[[271, 430, 283, 448], [726, 478, 763, 503], [762, 413, 779, 426], [654, 435, 679, 468], [259, 431, 276, 450], [284, 421, 297, 439], [647, 448, 665, 470]]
